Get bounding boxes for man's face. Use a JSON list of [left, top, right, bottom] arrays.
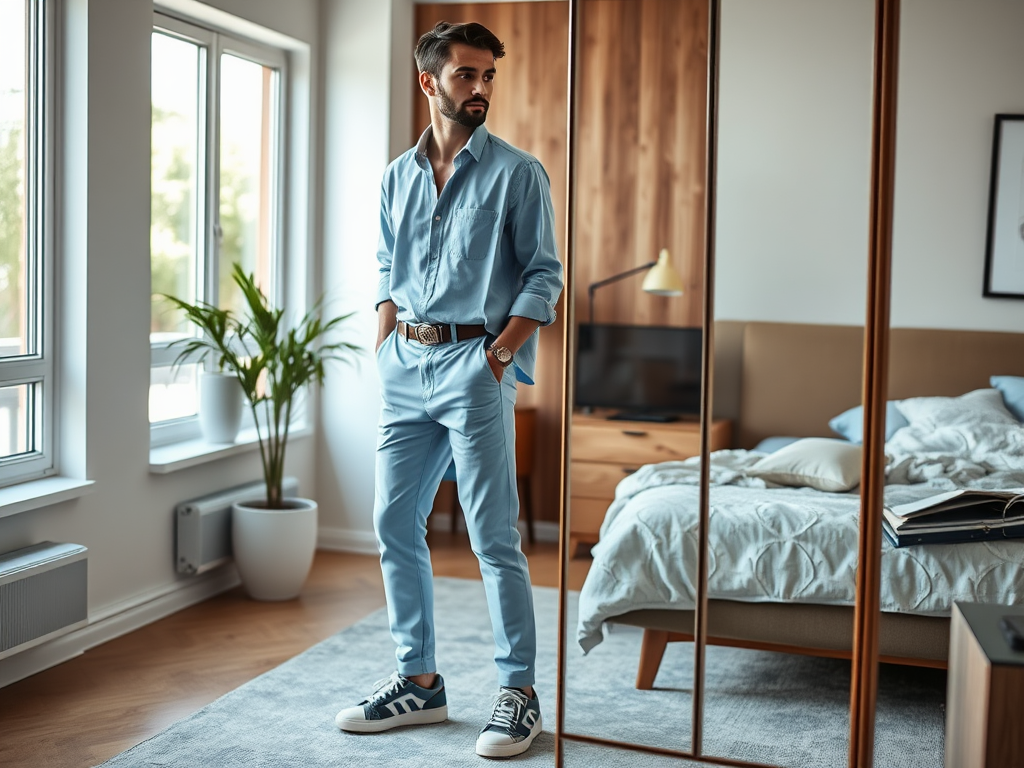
[[431, 43, 495, 129]]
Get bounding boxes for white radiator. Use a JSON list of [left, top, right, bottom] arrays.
[[175, 476, 299, 575], [0, 541, 89, 661]]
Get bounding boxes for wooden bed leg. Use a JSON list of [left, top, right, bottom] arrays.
[[636, 629, 670, 690]]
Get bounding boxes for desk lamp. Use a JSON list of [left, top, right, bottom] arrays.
[[587, 248, 685, 323]]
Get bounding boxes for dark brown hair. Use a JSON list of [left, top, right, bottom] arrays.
[[414, 22, 505, 77]]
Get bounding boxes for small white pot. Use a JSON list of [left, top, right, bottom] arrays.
[[199, 371, 243, 444], [231, 497, 318, 601]]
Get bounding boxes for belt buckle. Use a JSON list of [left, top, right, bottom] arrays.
[[415, 324, 444, 345]]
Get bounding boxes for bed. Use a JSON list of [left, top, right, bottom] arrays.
[[575, 321, 1024, 687]]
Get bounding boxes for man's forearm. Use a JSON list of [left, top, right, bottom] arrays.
[[493, 315, 542, 355], [377, 301, 398, 351]]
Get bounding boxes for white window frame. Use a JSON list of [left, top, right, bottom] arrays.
[[0, 0, 57, 489], [149, 12, 287, 448]]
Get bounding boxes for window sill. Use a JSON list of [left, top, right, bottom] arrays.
[[148, 425, 312, 474], [0, 476, 96, 520]]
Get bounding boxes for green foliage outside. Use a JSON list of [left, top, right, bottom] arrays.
[[150, 105, 254, 335], [0, 126, 23, 342], [151, 104, 193, 336], [217, 135, 255, 318]]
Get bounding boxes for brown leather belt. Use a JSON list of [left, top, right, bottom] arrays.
[[397, 320, 488, 346]]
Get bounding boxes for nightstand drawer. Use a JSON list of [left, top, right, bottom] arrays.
[[567, 415, 732, 558], [571, 461, 639, 500], [571, 423, 700, 464]]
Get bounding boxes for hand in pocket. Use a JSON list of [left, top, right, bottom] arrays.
[[486, 350, 504, 382]]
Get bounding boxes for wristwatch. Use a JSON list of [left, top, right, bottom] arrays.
[[489, 344, 514, 367]]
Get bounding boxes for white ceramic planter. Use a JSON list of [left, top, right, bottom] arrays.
[[199, 371, 243, 443], [231, 498, 318, 601]]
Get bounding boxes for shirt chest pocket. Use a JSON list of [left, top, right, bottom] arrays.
[[450, 207, 498, 261]]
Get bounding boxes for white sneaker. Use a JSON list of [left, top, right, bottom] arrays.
[[475, 687, 542, 758], [335, 672, 448, 733]]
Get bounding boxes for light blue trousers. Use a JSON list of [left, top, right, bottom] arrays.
[[373, 329, 537, 689]]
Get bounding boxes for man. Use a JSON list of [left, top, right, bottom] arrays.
[[334, 21, 563, 759]]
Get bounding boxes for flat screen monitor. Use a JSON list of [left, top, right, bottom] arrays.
[[575, 323, 702, 421]]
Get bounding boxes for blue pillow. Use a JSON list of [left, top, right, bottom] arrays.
[[828, 402, 909, 444], [991, 376, 1024, 422], [752, 436, 802, 454]]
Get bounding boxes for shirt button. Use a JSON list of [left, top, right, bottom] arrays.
[[434, 216, 441, 221]]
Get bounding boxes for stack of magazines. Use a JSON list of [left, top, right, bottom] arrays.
[[882, 489, 1024, 547]]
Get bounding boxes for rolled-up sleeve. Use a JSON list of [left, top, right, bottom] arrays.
[[508, 161, 563, 325], [374, 179, 394, 311]]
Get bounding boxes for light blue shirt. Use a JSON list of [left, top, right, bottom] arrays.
[[376, 125, 564, 385]]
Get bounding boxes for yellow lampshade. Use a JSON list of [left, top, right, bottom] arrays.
[[641, 248, 684, 296]]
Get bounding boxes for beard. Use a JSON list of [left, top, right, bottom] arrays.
[[436, 84, 489, 128]]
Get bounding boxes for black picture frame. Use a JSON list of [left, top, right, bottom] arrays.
[[983, 114, 1024, 298]]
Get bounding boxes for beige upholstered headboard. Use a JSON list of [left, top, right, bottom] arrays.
[[714, 321, 1024, 449]]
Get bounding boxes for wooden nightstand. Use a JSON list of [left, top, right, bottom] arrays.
[[568, 413, 732, 557], [946, 602, 1024, 768]]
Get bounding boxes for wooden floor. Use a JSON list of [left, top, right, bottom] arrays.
[[0, 532, 590, 768]]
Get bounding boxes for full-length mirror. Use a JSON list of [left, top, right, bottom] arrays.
[[561, 1, 1024, 767], [564, 0, 879, 761]]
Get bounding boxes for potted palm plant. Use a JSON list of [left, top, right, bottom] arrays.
[[165, 264, 360, 600]]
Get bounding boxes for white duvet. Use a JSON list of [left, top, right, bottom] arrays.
[[577, 388, 1024, 653]]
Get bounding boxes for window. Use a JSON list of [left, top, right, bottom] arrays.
[[0, 0, 55, 488], [150, 13, 285, 446]]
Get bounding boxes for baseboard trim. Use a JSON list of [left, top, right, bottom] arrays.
[[529, 520, 559, 543], [0, 566, 241, 689], [428, 513, 560, 544], [317, 526, 380, 555]]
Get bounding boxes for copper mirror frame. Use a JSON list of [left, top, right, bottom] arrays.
[[553, 1, 902, 766]]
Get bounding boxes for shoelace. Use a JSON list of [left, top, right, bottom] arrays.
[[366, 672, 404, 705], [486, 688, 529, 733]]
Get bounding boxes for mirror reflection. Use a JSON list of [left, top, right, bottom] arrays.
[[564, 0, 710, 754], [700, 1, 874, 764], [875, 2, 1024, 766]]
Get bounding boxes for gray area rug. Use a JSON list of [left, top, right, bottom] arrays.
[[97, 578, 945, 767]]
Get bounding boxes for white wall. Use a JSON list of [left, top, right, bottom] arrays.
[[891, 0, 1024, 331], [716, 0, 1024, 333], [315, 0, 392, 553], [0, 0, 320, 686], [315, 0, 418, 552], [715, 0, 875, 325]]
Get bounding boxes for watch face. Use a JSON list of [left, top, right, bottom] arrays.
[[492, 346, 513, 365]]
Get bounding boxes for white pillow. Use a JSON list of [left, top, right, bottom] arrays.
[[894, 388, 1017, 430], [747, 437, 862, 492]]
